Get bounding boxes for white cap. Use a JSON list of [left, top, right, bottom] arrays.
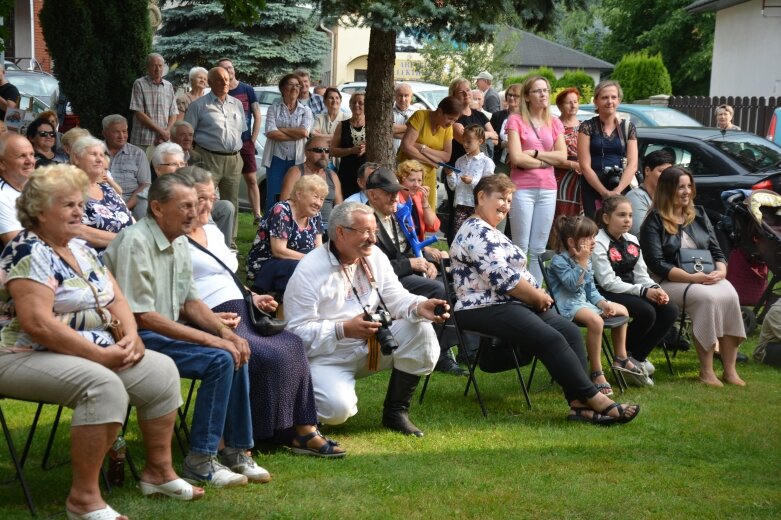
[[473, 71, 493, 81]]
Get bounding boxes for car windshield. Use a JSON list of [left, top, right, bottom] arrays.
[[255, 90, 281, 105], [708, 133, 781, 171], [644, 109, 701, 127], [415, 88, 447, 108], [6, 73, 58, 98]]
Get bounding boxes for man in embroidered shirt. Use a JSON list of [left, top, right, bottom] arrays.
[[129, 53, 178, 151], [0, 134, 35, 244], [184, 67, 246, 246], [103, 114, 151, 220], [105, 173, 269, 488], [284, 201, 447, 436]]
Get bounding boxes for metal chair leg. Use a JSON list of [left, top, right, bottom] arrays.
[[0, 404, 37, 516], [463, 339, 488, 417], [41, 405, 66, 470]]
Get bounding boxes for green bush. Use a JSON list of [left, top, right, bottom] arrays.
[[556, 69, 595, 92], [506, 66, 557, 88], [611, 52, 672, 103]]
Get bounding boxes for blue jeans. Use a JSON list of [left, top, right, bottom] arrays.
[[266, 156, 296, 211], [139, 330, 253, 455]]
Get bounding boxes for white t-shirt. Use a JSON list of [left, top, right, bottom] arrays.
[[0, 180, 23, 236], [188, 224, 243, 308]]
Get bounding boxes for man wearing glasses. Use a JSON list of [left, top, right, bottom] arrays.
[[262, 73, 313, 212], [279, 135, 343, 230], [150, 142, 235, 247], [285, 201, 448, 437]]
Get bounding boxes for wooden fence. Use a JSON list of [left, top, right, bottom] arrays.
[[667, 96, 779, 137]]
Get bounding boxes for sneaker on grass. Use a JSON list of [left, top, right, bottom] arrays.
[[219, 447, 271, 484], [182, 454, 248, 488]]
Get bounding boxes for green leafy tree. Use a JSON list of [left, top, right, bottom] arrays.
[[556, 69, 594, 91], [314, 0, 573, 165], [156, 1, 329, 86], [0, 0, 13, 52], [40, 0, 152, 135], [506, 66, 557, 88], [611, 52, 672, 103], [414, 31, 520, 87]]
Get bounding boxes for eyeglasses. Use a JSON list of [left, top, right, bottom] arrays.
[[506, 93, 520, 99], [159, 161, 186, 168], [37, 131, 56, 138], [530, 88, 550, 95], [342, 226, 379, 239], [307, 147, 330, 153], [285, 83, 302, 89]]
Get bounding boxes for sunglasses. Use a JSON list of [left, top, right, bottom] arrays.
[[307, 147, 330, 153], [37, 131, 56, 138]]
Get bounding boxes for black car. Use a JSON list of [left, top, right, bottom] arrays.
[[636, 127, 781, 247]]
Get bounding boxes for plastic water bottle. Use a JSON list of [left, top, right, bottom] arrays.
[[107, 436, 126, 487]]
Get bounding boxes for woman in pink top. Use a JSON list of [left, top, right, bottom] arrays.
[[506, 76, 567, 282]]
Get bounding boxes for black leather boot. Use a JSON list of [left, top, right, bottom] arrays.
[[381, 369, 424, 437]]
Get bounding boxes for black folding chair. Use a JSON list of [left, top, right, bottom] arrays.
[[537, 250, 629, 393], [0, 397, 37, 516], [418, 258, 534, 416]]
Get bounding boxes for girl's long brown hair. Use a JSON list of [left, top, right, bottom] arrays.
[[653, 167, 696, 235]]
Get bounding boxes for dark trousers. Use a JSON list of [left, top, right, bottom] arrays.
[[457, 303, 598, 403], [601, 291, 679, 361]]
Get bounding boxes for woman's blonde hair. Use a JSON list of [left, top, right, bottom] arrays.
[[396, 159, 425, 183], [16, 164, 89, 229], [519, 76, 552, 126], [653, 166, 696, 234], [593, 80, 623, 114], [61, 127, 91, 152], [292, 174, 328, 200]]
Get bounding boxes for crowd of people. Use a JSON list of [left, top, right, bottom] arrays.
[[0, 55, 753, 520]]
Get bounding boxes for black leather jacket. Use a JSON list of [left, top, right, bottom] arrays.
[[639, 205, 726, 281]]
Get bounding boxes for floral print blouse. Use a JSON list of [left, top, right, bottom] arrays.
[[83, 183, 133, 255], [0, 230, 116, 350], [246, 201, 324, 280], [449, 216, 539, 311]]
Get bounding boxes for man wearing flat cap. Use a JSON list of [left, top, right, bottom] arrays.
[[366, 167, 469, 376], [474, 71, 501, 114]]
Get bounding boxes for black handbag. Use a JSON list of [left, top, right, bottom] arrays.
[[187, 237, 287, 336], [679, 248, 715, 274]]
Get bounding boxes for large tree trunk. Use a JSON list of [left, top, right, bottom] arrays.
[[365, 28, 396, 167]]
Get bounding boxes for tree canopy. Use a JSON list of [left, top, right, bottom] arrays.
[[156, 1, 329, 86], [40, 0, 151, 135]]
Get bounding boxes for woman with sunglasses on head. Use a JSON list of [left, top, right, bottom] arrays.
[[27, 117, 68, 168], [505, 75, 568, 283]]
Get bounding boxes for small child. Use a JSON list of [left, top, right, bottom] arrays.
[[546, 215, 652, 395], [447, 124, 494, 239]]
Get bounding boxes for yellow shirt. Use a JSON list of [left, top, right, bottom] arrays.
[[397, 110, 453, 209]]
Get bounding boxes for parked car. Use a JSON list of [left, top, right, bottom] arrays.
[[767, 107, 781, 145], [337, 81, 448, 110], [636, 126, 781, 251], [579, 104, 702, 127], [5, 69, 59, 109]]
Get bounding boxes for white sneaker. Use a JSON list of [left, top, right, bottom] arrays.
[[630, 357, 656, 376], [182, 455, 248, 488], [219, 448, 271, 484]]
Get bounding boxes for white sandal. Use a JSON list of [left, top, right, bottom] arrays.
[[66, 505, 123, 520], [139, 477, 203, 501]]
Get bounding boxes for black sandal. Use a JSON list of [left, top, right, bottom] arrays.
[[567, 406, 616, 426], [599, 402, 640, 424], [590, 370, 614, 397], [291, 431, 347, 458]]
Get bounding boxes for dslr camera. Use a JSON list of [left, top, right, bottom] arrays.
[[363, 309, 399, 355], [601, 165, 624, 191]]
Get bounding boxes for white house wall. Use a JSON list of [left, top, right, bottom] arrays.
[[710, 0, 781, 97]]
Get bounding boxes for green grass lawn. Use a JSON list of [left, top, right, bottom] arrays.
[[1, 213, 780, 519]]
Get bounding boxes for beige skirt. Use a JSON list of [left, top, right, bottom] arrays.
[[661, 279, 746, 351]]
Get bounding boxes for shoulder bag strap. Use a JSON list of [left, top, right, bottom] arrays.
[[186, 236, 250, 298]]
